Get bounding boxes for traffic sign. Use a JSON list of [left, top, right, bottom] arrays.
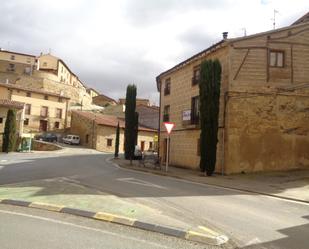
[[164, 122, 175, 134]]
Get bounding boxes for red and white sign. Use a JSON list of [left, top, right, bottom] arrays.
[[164, 122, 175, 134]]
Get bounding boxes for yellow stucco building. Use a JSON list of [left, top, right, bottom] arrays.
[[0, 82, 69, 133], [157, 16, 309, 174]]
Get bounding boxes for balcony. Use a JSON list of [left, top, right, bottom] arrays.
[[163, 114, 170, 122]]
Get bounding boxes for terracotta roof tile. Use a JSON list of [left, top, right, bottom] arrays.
[[0, 82, 70, 99], [73, 111, 156, 132]]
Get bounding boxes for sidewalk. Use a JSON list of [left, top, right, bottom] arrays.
[[114, 158, 309, 203], [0, 177, 229, 246]]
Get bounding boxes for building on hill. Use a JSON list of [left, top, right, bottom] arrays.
[[87, 88, 100, 99], [71, 111, 156, 153], [0, 50, 103, 129], [101, 100, 159, 130], [92, 94, 117, 107], [118, 98, 150, 106], [0, 82, 70, 133], [0, 50, 95, 113], [156, 16, 309, 174]]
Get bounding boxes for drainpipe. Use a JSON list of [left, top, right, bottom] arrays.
[[221, 91, 229, 175]]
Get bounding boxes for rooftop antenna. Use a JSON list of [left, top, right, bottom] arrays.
[[271, 9, 279, 29], [241, 28, 247, 36]]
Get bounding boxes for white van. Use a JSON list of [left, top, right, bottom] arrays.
[[62, 135, 80, 145]]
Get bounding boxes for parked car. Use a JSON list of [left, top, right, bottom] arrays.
[[35, 133, 58, 142], [62, 135, 80, 145]]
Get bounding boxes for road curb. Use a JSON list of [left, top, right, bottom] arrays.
[[0, 198, 228, 246], [112, 159, 309, 205]]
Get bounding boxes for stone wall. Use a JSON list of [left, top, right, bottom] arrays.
[[70, 111, 94, 148], [33, 140, 62, 151], [225, 90, 309, 174]]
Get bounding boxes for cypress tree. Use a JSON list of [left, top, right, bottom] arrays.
[[199, 59, 222, 176], [2, 109, 17, 153], [124, 84, 137, 160], [114, 122, 120, 158]]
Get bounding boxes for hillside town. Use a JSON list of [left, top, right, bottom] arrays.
[[0, 3, 308, 249]]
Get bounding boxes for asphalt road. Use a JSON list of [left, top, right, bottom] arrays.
[[0, 149, 309, 248], [0, 204, 212, 249]]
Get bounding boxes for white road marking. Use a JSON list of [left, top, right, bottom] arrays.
[[0, 209, 172, 249], [106, 156, 309, 206], [117, 177, 167, 189]]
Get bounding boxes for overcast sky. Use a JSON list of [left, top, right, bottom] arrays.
[[1, 0, 308, 104]]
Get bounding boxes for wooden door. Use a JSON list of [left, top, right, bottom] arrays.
[[39, 120, 47, 132]]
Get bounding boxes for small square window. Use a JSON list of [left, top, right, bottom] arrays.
[[163, 105, 170, 122], [11, 55, 15, 60], [107, 138, 113, 147], [58, 97, 63, 103], [164, 78, 171, 96], [269, 50, 284, 67], [56, 108, 62, 119], [192, 66, 201, 86], [54, 121, 60, 129], [24, 118, 29, 126], [0, 117, 3, 124], [8, 63, 15, 72], [43, 62, 47, 66], [40, 106, 48, 117], [25, 104, 31, 115], [44, 95, 48, 100], [26, 92, 31, 97]]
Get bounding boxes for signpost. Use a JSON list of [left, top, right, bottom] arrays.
[[163, 122, 175, 172]]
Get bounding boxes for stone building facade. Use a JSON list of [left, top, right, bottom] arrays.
[[71, 111, 156, 153], [156, 19, 309, 174], [0, 82, 69, 133], [0, 50, 93, 121]]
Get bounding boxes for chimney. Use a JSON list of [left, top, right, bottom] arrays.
[[222, 32, 228, 40]]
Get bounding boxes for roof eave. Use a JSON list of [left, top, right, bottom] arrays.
[[155, 39, 226, 90]]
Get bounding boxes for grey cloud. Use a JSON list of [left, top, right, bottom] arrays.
[[123, 0, 232, 26], [177, 26, 219, 59]]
